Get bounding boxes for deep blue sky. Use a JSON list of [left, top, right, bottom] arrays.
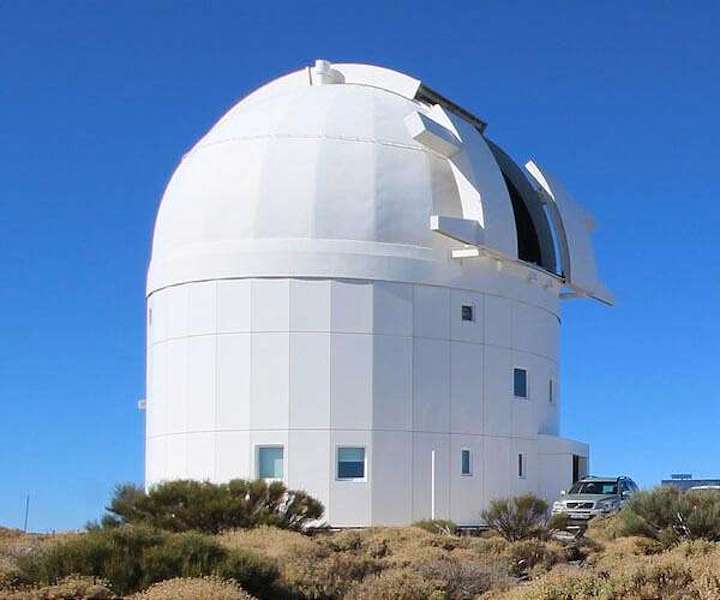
[[1, 1, 718, 531]]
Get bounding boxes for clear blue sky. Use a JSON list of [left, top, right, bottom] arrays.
[[1, 1, 718, 532]]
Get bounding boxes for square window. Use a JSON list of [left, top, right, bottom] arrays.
[[518, 453, 525, 478], [513, 368, 528, 398], [461, 449, 472, 476], [337, 447, 366, 480], [257, 446, 283, 479], [461, 304, 474, 322]]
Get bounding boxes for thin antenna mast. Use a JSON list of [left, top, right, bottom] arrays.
[[23, 495, 30, 533]]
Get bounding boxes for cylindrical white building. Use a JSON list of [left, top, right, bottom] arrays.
[[145, 61, 611, 527]]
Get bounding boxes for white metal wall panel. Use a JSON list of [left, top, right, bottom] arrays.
[[484, 294, 512, 349], [215, 334, 251, 431], [251, 280, 290, 332], [372, 336, 412, 430], [290, 333, 331, 429], [413, 338, 450, 433], [483, 346, 513, 437], [330, 334, 373, 429], [185, 336, 216, 432], [330, 280, 373, 334], [217, 280, 251, 334], [450, 341, 484, 435], [250, 333, 289, 429], [290, 279, 331, 332], [215, 431, 250, 482], [413, 285, 450, 340], [371, 431, 412, 525], [373, 282, 413, 337]]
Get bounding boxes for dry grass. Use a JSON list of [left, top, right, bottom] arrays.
[[491, 541, 720, 600], [3, 516, 720, 599], [0, 575, 115, 599], [129, 577, 255, 600]]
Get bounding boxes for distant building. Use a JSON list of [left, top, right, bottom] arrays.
[[662, 474, 720, 491], [144, 60, 611, 527]]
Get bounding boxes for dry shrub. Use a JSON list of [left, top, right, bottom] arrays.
[[1, 556, 27, 590], [585, 513, 626, 542], [281, 545, 381, 599], [606, 553, 695, 600], [411, 520, 458, 536], [415, 557, 511, 599], [0, 575, 114, 600], [504, 539, 566, 578], [494, 566, 603, 600], [493, 542, 720, 600], [585, 535, 664, 571], [219, 526, 314, 560], [129, 576, 256, 600], [345, 568, 442, 600], [481, 494, 556, 541]]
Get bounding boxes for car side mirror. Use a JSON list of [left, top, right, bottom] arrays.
[[560, 489, 566, 496]]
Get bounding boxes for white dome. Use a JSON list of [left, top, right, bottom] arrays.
[[148, 61, 610, 304]]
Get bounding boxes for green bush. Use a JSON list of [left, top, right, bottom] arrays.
[[103, 479, 324, 534], [213, 547, 281, 598], [17, 525, 279, 596], [618, 486, 720, 547], [481, 494, 561, 541], [411, 520, 458, 536]]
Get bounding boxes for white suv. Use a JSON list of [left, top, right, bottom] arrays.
[[552, 476, 638, 521]]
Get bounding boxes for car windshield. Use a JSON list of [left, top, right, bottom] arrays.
[[569, 481, 618, 495]]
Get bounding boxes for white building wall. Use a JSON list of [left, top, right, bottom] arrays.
[[146, 276, 582, 526]]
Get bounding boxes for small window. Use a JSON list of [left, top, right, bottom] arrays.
[[257, 446, 283, 479], [548, 379, 554, 403], [461, 449, 472, 476], [518, 453, 525, 478], [461, 304, 474, 322], [338, 447, 366, 480], [514, 368, 528, 398]]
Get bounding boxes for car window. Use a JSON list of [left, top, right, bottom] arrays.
[[569, 481, 618, 495]]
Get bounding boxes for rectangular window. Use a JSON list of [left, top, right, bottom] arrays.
[[513, 368, 528, 398], [549, 379, 554, 403], [337, 447, 366, 480], [461, 449, 472, 476], [461, 304, 474, 322], [257, 446, 283, 479], [518, 453, 525, 478]]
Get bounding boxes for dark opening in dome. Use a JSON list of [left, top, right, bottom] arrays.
[[504, 173, 542, 266]]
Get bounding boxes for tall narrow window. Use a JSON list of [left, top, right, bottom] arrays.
[[461, 449, 472, 476], [549, 379, 554, 403], [514, 368, 528, 398], [518, 453, 525, 478], [257, 446, 283, 479], [337, 447, 366, 480], [461, 304, 474, 322]]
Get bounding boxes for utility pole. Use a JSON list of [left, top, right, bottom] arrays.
[[23, 495, 30, 533]]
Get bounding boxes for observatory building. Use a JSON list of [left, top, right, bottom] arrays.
[[145, 60, 611, 526]]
